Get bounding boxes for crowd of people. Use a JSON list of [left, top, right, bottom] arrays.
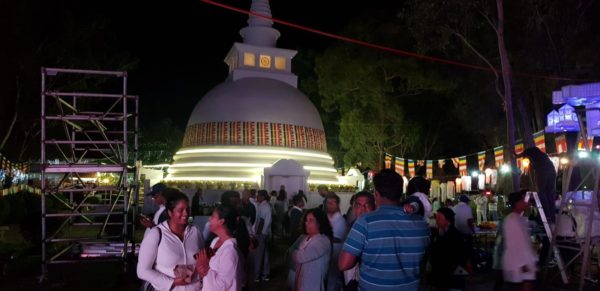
[[136, 168, 545, 291]]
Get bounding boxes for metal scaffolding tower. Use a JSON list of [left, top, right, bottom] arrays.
[[40, 67, 139, 280], [548, 109, 600, 290]]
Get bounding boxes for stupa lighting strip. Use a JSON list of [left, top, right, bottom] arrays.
[[303, 166, 338, 173], [307, 179, 345, 185], [170, 162, 272, 168], [166, 176, 259, 182], [143, 164, 171, 168], [176, 148, 333, 160]]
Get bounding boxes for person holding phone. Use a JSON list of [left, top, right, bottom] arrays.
[[140, 183, 168, 237]]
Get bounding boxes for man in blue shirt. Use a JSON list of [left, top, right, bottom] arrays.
[[339, 169, 430, 290]]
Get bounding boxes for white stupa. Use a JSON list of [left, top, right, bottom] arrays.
[[167, 0, 338, 188]]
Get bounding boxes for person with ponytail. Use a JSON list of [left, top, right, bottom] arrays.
[[196, 204, 248, 291]]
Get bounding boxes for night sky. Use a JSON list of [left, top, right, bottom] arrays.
[[108, 0, 397, 128]]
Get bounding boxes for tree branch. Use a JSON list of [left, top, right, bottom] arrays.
[[450, 29, 506, 107]]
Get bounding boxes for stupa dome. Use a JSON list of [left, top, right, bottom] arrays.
[[166, 0, 338, 186], [188, 77, 325, 134]]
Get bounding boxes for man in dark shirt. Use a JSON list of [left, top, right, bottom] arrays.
[[241, 189, 256, 225], [288, 194, 305, 243]]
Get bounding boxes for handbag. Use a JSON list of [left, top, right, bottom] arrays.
[[140, 228, 162, 291]]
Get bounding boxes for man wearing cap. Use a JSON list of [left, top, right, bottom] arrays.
[[140, 183, 168, 235], [453, 194, 475, 236]]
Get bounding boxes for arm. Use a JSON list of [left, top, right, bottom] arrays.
[[293, 235, 331, 264], [338, 251, 358, 271], [136, 228, 175, 291], [256, 218, 265, 236]]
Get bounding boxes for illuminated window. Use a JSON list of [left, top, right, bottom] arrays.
[[259, 54, 271, 68], [274, 57, 286, 70], [243, 53, 255, 66]]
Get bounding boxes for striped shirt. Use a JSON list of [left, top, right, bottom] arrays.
[[342, 204, 430, 291]]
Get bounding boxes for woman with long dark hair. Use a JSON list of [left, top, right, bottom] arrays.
[[137, 189, 203, 290], [288, 207, 332, 291], [196, 204, 249, 291]]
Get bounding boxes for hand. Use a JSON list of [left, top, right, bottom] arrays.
[[403, 204, 415, 214], [195, 249, 209, 277], [140, 217, 155, 228], [172, 277, 187, 287]]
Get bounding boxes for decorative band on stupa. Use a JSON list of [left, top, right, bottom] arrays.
[[182, 121, 328, 152]]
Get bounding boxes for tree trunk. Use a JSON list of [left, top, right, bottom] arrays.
[[516, 91, 535, 148], [496, 0, 520, 192]]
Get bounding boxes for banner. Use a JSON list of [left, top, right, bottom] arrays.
[[438, 159, 445, 168], [408, 159, 415, 177], [385, 154, 392, 169], [555, 134, 567, 153], [395, 157, 405, 176], [533, 130, 546, 153], [577, 136, 593, 150], [426, 160, 433, 179], [451, 157, 459, 168], [459, 156, 467, 176], [477, 151, 486, 170]]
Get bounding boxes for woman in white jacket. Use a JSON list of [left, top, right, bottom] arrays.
[[196, 204, 249, 291], [289, 208, 332, 291], [137, 189, 204, 291]]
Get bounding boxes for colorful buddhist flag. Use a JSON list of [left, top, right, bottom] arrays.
[[385, 154, 392, 169], [459, 156, 467, 176], [426, 160, 433, 179], [438, 159, 445, 168], [515, 141, 524, 155], [408, 159, 416, 177], [478, 151, 486, 170], [494, 146, 504, 168], [555, 134, 567, 153], [533, 131, 546, 153], [451, 157, 459, 168], [577, 136, 593, 150], [395, 157, 405, 176]]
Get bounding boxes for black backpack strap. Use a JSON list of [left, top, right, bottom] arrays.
[[156, 226, 162, 246]]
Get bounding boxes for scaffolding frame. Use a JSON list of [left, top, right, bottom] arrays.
[[547, 108, 600, 290], [40, 67, 139, 280]]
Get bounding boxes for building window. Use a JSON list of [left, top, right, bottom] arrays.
[[274, 57, 286, 70], [243, 52, 256, 67], [259, 54, 271, 68]]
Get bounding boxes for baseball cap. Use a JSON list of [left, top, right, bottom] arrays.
[[459, 194, 470, 203], [146, 183, 167, 197]]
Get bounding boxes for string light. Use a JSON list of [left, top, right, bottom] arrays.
[[201, 0, 597, 82]]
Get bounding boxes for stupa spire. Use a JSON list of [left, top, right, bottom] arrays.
[[239, 0, 280, 47]]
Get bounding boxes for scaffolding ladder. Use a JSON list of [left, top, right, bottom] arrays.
[[40, 67, 139, 281]]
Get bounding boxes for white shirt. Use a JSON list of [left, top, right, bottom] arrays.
[[254, 200, 272, 235], [327, 211, 348, 241], [137, 222, 204, 291], [475, 196, 488, 210], [453, 202, 474, 235], [202, 238, 242, 291], [502, 212, 537, 282], [412, 192, 433, 219]]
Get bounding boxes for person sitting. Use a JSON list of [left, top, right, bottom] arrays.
[[288, 208, 332, 291], [137, 189, 204, 290], [196, 204, 249, 291]]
